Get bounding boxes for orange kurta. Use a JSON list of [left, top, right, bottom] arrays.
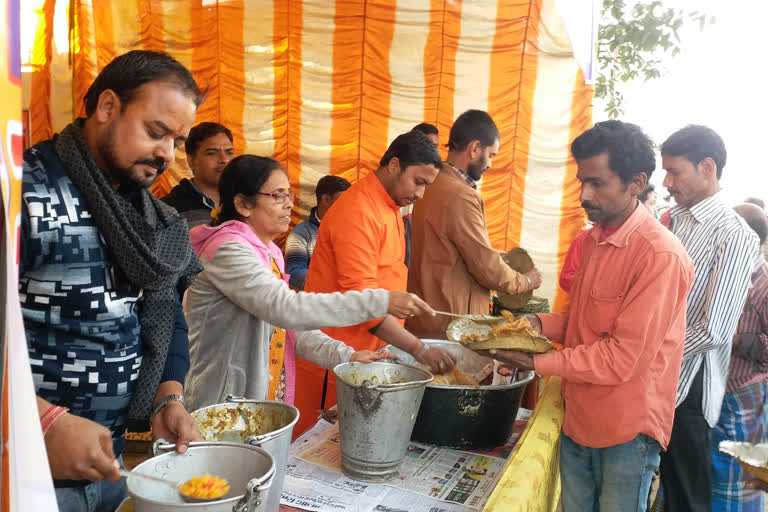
[[293, 172, 407, 436]]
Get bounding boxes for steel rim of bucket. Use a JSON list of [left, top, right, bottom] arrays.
[[424, 369, 536, 391], [333, 361, 434, 392]]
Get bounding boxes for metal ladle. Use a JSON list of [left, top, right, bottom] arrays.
[[118, 468, 227, 503]]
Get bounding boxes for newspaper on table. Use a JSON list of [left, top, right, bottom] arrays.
[[281, 408, 531, 512]]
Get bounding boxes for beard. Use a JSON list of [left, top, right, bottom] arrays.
[[97, 123, 167, 189], [467, 157, 488, 181]]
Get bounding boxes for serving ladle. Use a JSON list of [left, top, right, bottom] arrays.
[[118, 468, 227, 503]]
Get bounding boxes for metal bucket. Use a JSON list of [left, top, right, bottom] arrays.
[[191, 395, 299, 512], [333, 361, 433, 482], [127, 441, 274, 512], [385, 340, 534, 449]]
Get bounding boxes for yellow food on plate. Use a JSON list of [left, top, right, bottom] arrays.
[[178, 474, 230, 500], [460, 314, 539, 343], [432, 368, 480, 387], [463, 335, 554, 353]]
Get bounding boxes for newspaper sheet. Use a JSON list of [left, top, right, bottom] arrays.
[[282, 409, 530, 512]]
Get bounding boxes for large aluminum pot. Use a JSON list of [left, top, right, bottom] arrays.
[[385, 340, 534, 450], [334, 360, 433, 482], [191, 395, 299, 512], [127, 441, 274, 512]]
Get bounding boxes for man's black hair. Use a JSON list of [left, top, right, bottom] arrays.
[[315, 175, 351, 203], [84, 50, 204, 116], [447, 110, 499, 152], [660, 125, 727, 179], [412, 123, 438, 137], [185, 122, 233, 156], [571, 120, 656, 184], [379, 130, 442, 171]]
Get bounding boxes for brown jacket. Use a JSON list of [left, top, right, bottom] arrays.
[[406, 168, 528, 339]]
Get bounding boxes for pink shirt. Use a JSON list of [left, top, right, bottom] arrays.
[[535, 205, 694, 449]]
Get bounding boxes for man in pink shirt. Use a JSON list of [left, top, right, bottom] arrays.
[[488, 120, 694, 511]]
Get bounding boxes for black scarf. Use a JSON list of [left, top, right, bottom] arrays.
[[55, 119, 202, 431]]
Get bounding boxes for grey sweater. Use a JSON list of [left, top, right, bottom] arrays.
[[183, 241, 389, 411]]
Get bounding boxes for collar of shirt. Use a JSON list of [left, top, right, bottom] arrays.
[[189, 179, 216, 210], [313, 208, 322, 225], [366, 172, 401, 212], [669, 192, 724, 225], [444, 162, 477, 189], [590, 201, 648, 248]]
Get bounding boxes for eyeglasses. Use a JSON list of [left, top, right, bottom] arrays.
[[256, 190, 296, 204]]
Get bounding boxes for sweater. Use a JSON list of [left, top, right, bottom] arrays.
[[183, 220, 390, 411]]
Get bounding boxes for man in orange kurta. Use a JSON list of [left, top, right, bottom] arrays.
[[293, 130, 457, 436]]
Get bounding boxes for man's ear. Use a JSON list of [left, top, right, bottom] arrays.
[[630, 172, 648, 196], [468, 140, 482, 160], [698, 157, 717, 181], [93, 89, 120, 124], [387, 156, 401, 176]]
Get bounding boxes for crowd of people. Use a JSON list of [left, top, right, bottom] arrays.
[[19, 49, 768, 512]]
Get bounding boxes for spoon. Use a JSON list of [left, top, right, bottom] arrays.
[[118, 468, 227, 503], [433, 311, 503, 323]]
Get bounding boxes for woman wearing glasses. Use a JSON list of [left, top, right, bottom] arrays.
[[183, 155, 435, 411]]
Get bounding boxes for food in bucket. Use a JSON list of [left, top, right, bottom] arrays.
[[195, 404, 285, 441], [432, 367, 480, 387], [125, 430, 152, 441], [178, 474, 230, 500]]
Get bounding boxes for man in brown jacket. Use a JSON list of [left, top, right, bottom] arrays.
[[406, 110, 542, 339]]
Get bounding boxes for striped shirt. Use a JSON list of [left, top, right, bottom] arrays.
[[726, 257, 768, 393], [668, 193, 760, 426]]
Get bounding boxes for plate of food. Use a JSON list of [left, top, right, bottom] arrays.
[[446, 310, 554, 354], [719, 441, 768, 482]]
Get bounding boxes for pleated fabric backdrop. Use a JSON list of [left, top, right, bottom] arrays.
[[24, 0, 591, 310]]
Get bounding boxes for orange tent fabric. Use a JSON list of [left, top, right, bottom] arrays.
[[23, 0, 591, 311]]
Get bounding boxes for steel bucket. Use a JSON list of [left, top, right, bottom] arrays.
[[333, 361, 433, 482], [191, 395, 299, 512], [127, 441, 274, 512], [385, 340, 534, 449]]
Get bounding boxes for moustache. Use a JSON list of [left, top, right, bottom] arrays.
[[135, 158, 167, 174], [581, 202, 599, 210]]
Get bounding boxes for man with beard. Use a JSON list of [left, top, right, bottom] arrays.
[[406, 110, 542, 338], [20, 50, 203, 512], [292, 130, 457, 436], [486, 121, 694, 511], [162, 122, 235, 227]]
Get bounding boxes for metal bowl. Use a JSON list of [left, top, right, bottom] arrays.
[[127, 441, 274, 512]]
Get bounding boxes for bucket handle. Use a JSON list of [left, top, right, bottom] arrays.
[[232, 466, 275, 512], [244, 429, 282, 447], [225, 394, 256, 403], [354, 380, 383, 411]]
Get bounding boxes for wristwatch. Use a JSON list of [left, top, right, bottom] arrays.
[[150, 394, 185, 420]]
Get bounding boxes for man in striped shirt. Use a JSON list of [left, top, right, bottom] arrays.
[[711, 203, 768, 511], [659, 125, 760, 512]]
